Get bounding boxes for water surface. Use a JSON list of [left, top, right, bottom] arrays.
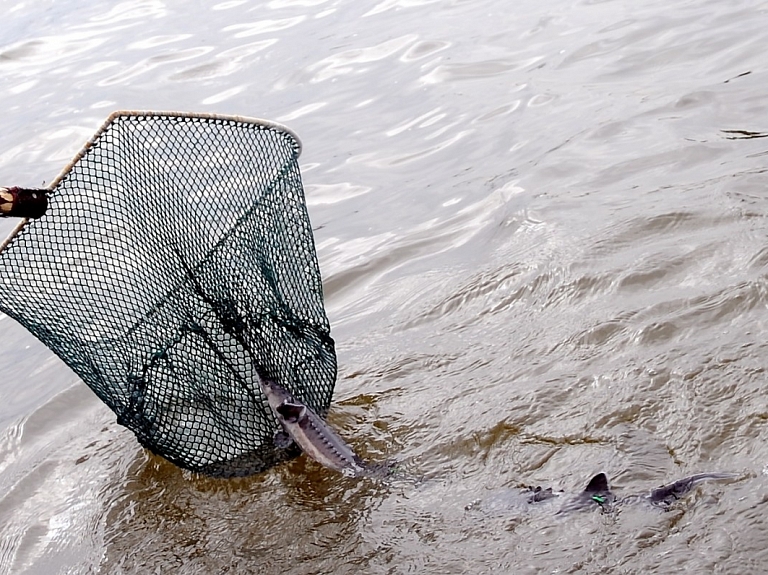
[[2, 0, 768, 573]]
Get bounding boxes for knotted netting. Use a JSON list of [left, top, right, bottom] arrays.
[[0, 111, 336, 477]]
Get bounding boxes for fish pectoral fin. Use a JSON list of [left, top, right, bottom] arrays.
[[273, 429, 294, 449], [276, 401, 307, 423]]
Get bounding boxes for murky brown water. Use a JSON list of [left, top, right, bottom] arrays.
[[3, 0, 768, 573]]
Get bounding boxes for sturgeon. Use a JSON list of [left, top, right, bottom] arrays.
[[469, 471, 739, 516], [259, 378, 368, 477]]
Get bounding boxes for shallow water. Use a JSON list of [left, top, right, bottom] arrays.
[[2, 0, 768, 572]]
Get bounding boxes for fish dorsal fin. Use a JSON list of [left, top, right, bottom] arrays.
[[276, 402, 307, 423], [584, 473, 609, 494]]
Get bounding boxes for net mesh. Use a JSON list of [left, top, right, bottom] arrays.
[[0, 112, 336, 477]]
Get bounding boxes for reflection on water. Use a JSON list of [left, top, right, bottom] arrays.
[[3, 0, 768, 572]]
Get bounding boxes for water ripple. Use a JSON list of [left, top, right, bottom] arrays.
[[86, 0, 167, 23], [420, 56, 545, 84], [308, 34, 417, 82], [127, 34, 193, 50], [400, 39, 451, 62], [305, 182, 372, 206], [0, 35, 107, 71], [277, 102, 328, 122], [363, 0, 442, 17], [98, 46, 214, 86], [223, 16, 307, 38], [170, 39, 278, 81]]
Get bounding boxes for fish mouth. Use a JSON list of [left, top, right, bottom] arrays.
[[276, 401, 307, 423]]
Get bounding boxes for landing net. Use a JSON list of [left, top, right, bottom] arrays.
[[0, 111, 336, 477]]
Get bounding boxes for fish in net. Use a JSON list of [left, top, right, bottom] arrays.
[[0, 111, 336, 477]]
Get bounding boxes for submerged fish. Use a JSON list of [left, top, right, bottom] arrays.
[[259, 378, 368, 477], [470, 471, 739, 516], [467, 484, 565, 515], [619, 472, 740, 508]]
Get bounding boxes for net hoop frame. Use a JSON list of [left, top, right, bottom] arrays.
[[0, 110, 302, 253]]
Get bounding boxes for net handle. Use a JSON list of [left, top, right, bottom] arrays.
[[0, 187, 48, 219]]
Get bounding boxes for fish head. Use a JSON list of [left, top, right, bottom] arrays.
[[259, 377, 295, 414], [528, 486, 561, 503], [260, 378, 311, 426]]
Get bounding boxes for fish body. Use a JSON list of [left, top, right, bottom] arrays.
[[259, 378, 367, 477]]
